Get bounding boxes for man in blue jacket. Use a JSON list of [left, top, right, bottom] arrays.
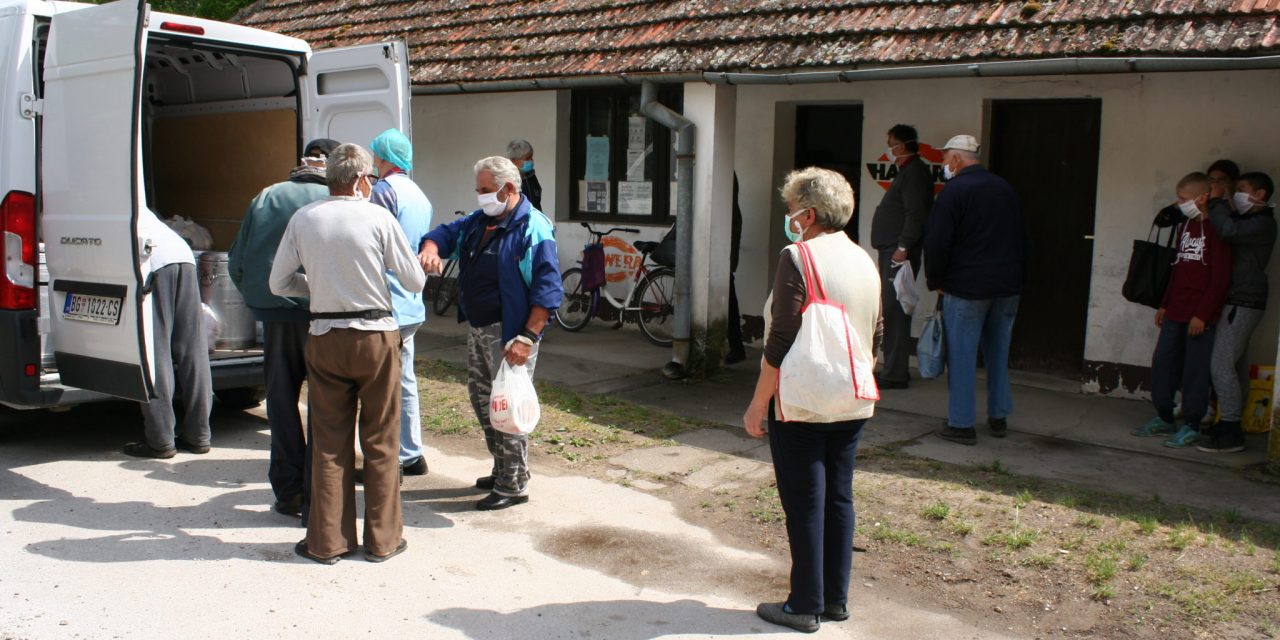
[[418, 156, 561, 510], [229, 138, 336, 518], [369, 129, 434, 478], [924, 134, 1029, 446]]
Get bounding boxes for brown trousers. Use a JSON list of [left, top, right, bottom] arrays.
[[304, 328, 403, 558]]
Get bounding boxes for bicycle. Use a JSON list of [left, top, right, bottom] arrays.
[[431, 211, 465, 315], [556, 223, 676, 347]]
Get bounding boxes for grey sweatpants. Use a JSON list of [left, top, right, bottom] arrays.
[[141, 263, 212, 450], [467, 322, 538, 497], [1210, 304, 1264, 422]]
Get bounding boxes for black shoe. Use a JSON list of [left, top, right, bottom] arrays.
[[123, 442, 176, 459], [821, 603, 850, 622], [401, 456, 429, 476], [1196, 432, 1246, 453], [724, 350, 746, 365], [273, 494, 303, 517], [175, 437, 210, 454], [476, 492, 528, 511], [988, 417, 1008, 438], [756, 602, 820, 633], [875, 377, 909, 390], [365, 539, 408, 563], [936, 425, 976, 445], [475, 476, 495, 491], [294, 540, 355, 565]]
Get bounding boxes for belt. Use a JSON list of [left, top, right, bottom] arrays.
[[309, 309, 392, 320]]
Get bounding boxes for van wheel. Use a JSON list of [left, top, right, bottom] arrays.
[[215, 387, 266, 410]]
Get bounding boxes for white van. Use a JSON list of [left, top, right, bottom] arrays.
[[0, 0, 410, 409]]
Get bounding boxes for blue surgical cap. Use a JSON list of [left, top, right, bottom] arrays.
[[370, 128, 413, 172]]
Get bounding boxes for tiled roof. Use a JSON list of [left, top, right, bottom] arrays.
[[235, 0, 1280, 88]]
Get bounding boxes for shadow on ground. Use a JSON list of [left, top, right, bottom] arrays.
[[428, 599, 777, 639]]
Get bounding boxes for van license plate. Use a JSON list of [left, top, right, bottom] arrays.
[[63, 293, 123, 325]]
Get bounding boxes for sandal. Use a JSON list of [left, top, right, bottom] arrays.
[[294, 540, 351, 565], [123, 442, 176, 459], [365, 539, 408, 563]]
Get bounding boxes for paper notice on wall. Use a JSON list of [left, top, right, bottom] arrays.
[[628, 116, 646, 149], [585, 136, 610, 181], [579, 180, 610, 213], [626, 146, 651, 182], [670, 181, 679, 217], [618, 181, 652, 215]]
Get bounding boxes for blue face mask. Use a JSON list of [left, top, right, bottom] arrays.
[[521, 160, 534, 173], [783, 210, 808, 243]]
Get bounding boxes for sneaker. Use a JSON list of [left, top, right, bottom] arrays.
[[1196, 434, 1246, 453], [988, 417, 1008, 438], [756, 602, 820, 633], [1132, 417, 1175, 437], [936, 425, 976, 446], [1163, 425, 1202, 448]]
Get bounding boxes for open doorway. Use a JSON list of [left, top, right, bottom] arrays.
[[988, 99, 1102, 379], [794, 105, 863, 241]]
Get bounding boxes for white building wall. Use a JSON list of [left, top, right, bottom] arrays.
[[734, 70, 1280, 391]]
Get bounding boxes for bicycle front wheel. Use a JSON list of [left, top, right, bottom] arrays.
[[556, 267, 597, 331], [432, 260, 459, 316], [635, 267, 675, 346]]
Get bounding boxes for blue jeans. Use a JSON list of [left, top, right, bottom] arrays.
[[398, 323, 423, 463], [1150, 319, 1215, 427], [942, 294, 1019, 429]]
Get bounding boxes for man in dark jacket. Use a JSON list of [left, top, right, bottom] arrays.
[[1200, 172, 1276, 453], [924, 134, 1029, 446], [1132, 173, 1231, 449], [228, 137, 337, 518], [507, 139, 543, 211], [870, 124, 934, 389]]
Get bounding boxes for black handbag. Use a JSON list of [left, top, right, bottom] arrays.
[[1121, 223, 1179, 309], [651, 224, 676, 268]]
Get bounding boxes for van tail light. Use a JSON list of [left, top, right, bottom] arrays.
[[0, 191, 37, 310], [160, 21, 205, 36]]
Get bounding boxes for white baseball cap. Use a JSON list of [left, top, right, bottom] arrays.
[[941, 134, 980, 153]]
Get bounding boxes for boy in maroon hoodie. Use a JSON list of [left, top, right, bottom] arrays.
[[1133, 172, 1232, 447]]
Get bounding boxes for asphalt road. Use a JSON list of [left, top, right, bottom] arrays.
[[0, 398, 1009, 640]]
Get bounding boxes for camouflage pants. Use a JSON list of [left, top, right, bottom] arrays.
[[467, 322, 538, 497]]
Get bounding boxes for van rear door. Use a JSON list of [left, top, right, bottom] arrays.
[[41, 0, 155, 402], [305, 40, 411, 149]]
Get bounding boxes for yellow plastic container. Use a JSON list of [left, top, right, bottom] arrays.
[[1243, 365, 1274, 434]]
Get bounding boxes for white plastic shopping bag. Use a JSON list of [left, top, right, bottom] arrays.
[[776, 243, 879, 421], [893, 262, 919, 315], [490, 360, 541, 435]]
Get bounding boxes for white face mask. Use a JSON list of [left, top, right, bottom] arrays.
[[478, 188, 506, 217], [1233, 192, 1258, 213], [943, 164, 955, 181], [1178, 199, 1201, 219]]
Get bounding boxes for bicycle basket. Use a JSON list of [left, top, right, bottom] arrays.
[[581, 242, 607, 291]]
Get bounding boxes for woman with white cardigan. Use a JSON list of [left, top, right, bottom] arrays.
[[742, 167, 883, 633]]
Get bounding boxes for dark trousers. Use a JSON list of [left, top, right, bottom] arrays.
[[264, 320, 309, 504], [141, 263, 212, 450], [727, 275, 744, 356], [1151, 319, 1215, 427], [767, 403, 865, 615], [877, 249, 919, 384]]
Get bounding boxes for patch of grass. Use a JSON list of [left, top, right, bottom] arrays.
[[950, 520, 974, 537], [871, 522, 925, 547], [1076, 515, 1103, 530], [1021, 554, 1056, 569], [1272, 550, 1280, 575], [1084, 553, 1118, 585], [1013, 490, 1034, 508], [975, 459, 1011, 475], [1091, 583, 1115, 601], [1061, 534, 1087, 551], [1166, 524, 1197, 551], [1220, 507, 1243, 525], [1098, 538, 1127, 553], [1135, 516, 1159, 535], [921, 501, 951, 521], [983, 529, 1039, 550], [1125, 553, 1148, 571], [1223, 572, 1266, 595]]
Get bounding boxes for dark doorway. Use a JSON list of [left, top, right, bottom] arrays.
[[795, 105, 863, 241], [989, 99, 1101, 378]]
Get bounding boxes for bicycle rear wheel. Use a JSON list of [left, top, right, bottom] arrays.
[[432, 260, 459, 316], [556, 267, 597, 331], [635, 267, 675, 346]]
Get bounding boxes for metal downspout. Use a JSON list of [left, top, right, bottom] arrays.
[[639, 81, 695, 376]]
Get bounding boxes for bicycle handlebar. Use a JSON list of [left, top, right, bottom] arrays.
[[579, 222, 641, 238]]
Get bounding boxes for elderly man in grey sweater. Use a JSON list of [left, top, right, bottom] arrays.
[[270, 143, 426, 565]]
